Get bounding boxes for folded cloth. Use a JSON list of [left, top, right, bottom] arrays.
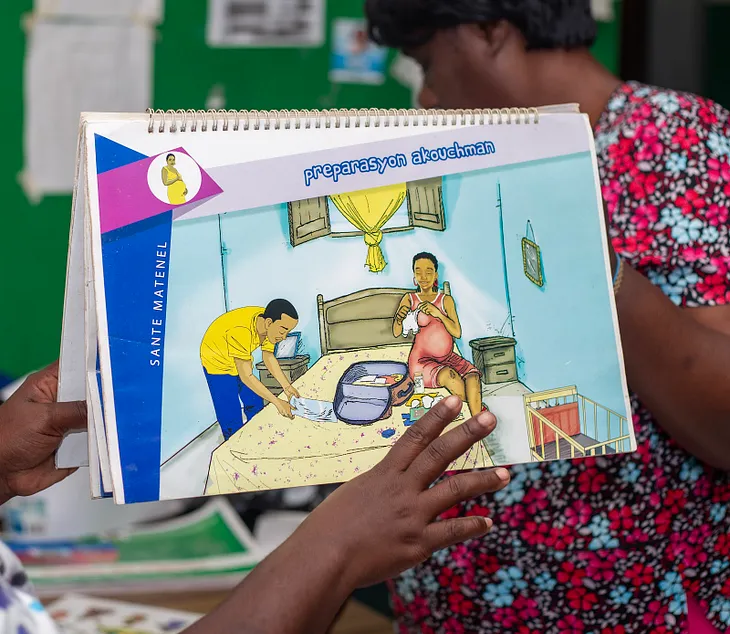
[[290, 396, 338, 423], [402, 310, 420, 337]]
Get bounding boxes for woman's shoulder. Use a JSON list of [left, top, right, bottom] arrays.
[[597, 81, 730, 145]]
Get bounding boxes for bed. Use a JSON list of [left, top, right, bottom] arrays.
[[204, 283, 493, 496]]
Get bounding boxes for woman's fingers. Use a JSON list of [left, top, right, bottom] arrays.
[[422, 468, 510, 519], [383, 395, 463, 470], [421, 516, 493, 554], [407, 410, 497, 486]]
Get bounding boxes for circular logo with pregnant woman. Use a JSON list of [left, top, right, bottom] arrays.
[[147, 151, 202, 206]]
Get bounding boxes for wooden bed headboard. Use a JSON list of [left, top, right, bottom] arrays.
[[317, 282, 451, 355]]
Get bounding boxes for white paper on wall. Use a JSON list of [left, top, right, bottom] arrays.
[[206, 0, 325, 47], [22, 19, 153, 199], [34, 0, 163, 23]]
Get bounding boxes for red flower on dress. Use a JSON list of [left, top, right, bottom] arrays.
[[672, 126, 700, 150], [626, 563, 654, 587], [557, 614, 586, 633], [557, 561, 586, 586], [437, 568, 463, 592], [716, 533, 730, 557], [609, 506, 635, 531], [520, 521, 550, 545], [630, 204, 659, 229], [544, 525, 575, 551], [578, 469, 607, 494], [447, 592, 473, 616], [707, 157, 730, 183], [565, 500, 592, 528], [493, 607, 519, 629], [675, 189, 706, 214], [567, 586, 599, 611], [642, 600, 669, 627]]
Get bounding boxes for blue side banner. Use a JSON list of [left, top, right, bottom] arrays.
[[101, 212, 172, 503]]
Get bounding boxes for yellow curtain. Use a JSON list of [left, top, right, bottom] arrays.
[[330, 183, 407, 273]]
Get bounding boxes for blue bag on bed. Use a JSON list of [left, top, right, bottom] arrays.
[[333, 361, 415, 426]]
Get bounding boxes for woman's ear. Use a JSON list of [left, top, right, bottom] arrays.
[[477, 20, 514, 57]]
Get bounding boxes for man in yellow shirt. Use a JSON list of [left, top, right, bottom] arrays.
[[200, 299, 300, 440]]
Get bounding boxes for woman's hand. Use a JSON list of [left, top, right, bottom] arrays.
[[394, 305, 409, 325], [417, 301, 441, 320], [296, 395, 507, 589], [185, 396, 508, 634], [0, 363, 87, 504]]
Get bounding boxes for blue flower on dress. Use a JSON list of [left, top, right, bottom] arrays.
[[672, 216, 705, 244], [588, 514, 619, 550], [669, 592, 688, 616], [549, 461, 571, 477], [620, 461, 641, 483], [659, 571, 683, 597], [660, 205, 685, 228], [651, 92, 680, 114], [432, 548, 451, 566], [534, 572, 557, 591], [634, 86, 652, 98], [596, 129, 620, 154], [708, 131, 730, 156], [679, 460, 704, 482], [396, 568, 417, 602], [496, 566, 528, 591], [711, 596, 730, 625], [421, 571, 440, 594], [494, 479, 526, 505], [608, 94, 627, 111], [711, 560, 730, 574], [482, 581, 515, 607], [710, 504, 727, 523], [648, 267, 699, 305], [656, 574, 685, 615], [666, 152, 688, 176], [610, 585, 633, 605], [701, 225, 720, 244]]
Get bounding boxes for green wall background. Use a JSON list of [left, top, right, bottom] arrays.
[[0, 1, 621, 379]]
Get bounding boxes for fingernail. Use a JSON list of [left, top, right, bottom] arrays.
[[444, 394, 461, 408], [494, 468, 510, 481], [481, 517, 494, 532], [476, 410, 495, 428]]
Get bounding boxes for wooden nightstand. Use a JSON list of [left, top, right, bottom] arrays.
[[255, 355, 310, 396], [469, 337, 518, 384]]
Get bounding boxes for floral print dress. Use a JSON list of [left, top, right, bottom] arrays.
[[390, 82, 730, 633]]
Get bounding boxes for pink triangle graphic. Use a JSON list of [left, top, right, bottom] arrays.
[[98, 147, 223, 234]]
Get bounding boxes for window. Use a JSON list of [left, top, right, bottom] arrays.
[[287, 177, 446, 247]]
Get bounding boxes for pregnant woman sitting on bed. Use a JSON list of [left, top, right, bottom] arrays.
[[393, 252, 484, 417]]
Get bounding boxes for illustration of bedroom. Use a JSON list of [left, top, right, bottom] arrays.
[[157, 155, 631, 500]]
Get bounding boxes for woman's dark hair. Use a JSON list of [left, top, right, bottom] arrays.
[[412, 252, 440, 291], [412, 251, 439, 272], [365, 0, 596, 51], [166, 153, 175, 160]]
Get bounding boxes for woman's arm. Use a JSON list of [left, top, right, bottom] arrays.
[[183, 397, 508, 634], [392, 294, 410, 337], [425, 295, 461, 338], [612, 252, 730, 469], [161, 167, 178, 185]]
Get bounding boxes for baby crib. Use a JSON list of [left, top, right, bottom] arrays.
[[524, 386, 631, 462]]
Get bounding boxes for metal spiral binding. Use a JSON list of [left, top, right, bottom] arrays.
[[146, 107, 540, 134]]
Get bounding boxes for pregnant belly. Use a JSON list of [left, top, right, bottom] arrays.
[[417, 323, 453, 358]]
